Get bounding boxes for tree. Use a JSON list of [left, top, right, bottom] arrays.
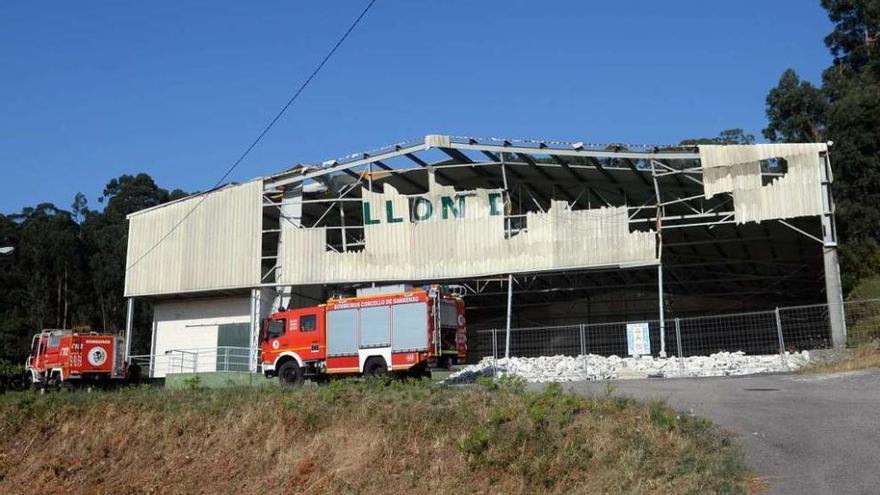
[[762, 2, 880, 290], [0, 214, 26, 360], [821, 0, 880, 74], [0, 204, 91, 359], [82, 174, 187, 353], [0, 173, 187, 362], [822, 1, 880, 287], [680, 128, 755, 145], [762, 69, 828, 143]]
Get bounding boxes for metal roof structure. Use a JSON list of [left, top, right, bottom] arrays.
[[121, 133, 848, 359], [250, 135, 835, 317]]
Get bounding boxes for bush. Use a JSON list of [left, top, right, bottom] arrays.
[[848, 275, 880, 301], [845, 278, 880, 345], [0, 359, 26, 393]]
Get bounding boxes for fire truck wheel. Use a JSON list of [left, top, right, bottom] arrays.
[[278, 360, 304, 386], [50, 371, 63, 391], [364, 357, 388, 377], [28, 372, 42, 391]]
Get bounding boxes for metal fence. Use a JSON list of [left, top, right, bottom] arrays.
[[130, 346, 259, 378], [470, 299, 880, 371]]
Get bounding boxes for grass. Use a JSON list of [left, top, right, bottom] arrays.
[[798, 342, 880, 374], [0, 377, 757, 494]]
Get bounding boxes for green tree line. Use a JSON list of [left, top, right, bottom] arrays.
[[763, 0, 880, 290], [0, 175, 187, 361]]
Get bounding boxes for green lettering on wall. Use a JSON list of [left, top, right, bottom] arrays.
[[488, 193, 503, 216], [363, 202, 380, 225], [441, 195, 466, 219], [385, 200, 403, 223], [411, 197, 433, 222]]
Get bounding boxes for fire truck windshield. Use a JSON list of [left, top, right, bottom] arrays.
[[266, 319, 285, 339]]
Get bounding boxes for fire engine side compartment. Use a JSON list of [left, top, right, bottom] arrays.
[[325, 291, 431, 374]]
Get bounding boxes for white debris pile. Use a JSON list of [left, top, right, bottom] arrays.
[[447, 350, 810, 383]]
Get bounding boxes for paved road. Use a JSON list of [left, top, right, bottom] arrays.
[[557, 371, 880, 495]]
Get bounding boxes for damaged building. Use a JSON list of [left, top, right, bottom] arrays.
[[121, 135, 844, 375]]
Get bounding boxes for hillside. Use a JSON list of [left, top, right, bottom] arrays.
[[0, 379, 756, 494]]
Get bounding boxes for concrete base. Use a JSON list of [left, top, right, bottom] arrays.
[[164, 371, 277, 390]]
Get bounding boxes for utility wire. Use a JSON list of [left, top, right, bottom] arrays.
[[126, 0, 378, 272]]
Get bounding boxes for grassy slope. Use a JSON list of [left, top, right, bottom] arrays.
[[799, 343, 880, 374], [0, 379, 755, 494]]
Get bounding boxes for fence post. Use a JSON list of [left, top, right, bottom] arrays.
[[224, 348, 229, 372], [675, 318, 684, 377], [774, 307, 787, 368], [579, 323, 586, 356], [491, 328, 498, 378]]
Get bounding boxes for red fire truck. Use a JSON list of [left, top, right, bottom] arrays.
[[25, 330, 126, 389], [261, 286, 466, 385]]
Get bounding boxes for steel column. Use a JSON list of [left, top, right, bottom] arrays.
[[123, 298, 134, 361], [651, 160, 667, 357], [249, 288, 259, 372], [505, 274, 513, 359]]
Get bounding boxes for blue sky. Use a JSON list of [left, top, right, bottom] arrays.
[[0, 1, 833, 214]]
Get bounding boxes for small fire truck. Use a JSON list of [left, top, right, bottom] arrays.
[[261, 286, 466, 385], [25, 329, 126, 389]]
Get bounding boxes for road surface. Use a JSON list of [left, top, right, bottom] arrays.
[[558, 370, 880, 495]]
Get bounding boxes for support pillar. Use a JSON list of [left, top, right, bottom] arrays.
[[650, 160, 667, 357], [824, 247, 847, 348], [249, 288, 260, 372], [123, 298, 134, 361], [276, 182, 303, 310], [504, 274, 513, 359], [820, 151, 847, 348], [658, 264, 666, 357]]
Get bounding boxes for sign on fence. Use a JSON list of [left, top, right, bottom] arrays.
[[626, 322, 651, 357]]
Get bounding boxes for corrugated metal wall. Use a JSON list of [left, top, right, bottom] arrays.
[[280, 179, 657, 284], [124, 180, 263, 297], [699, 144, 826, 224]]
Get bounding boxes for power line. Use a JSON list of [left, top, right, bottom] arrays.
[[126, 0, 379, 272]]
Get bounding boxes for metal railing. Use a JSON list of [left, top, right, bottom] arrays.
[[129, 346, 260, 377], [469, 299, 880, 377]]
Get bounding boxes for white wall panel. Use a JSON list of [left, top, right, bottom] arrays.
[[280, 178, 656, 284], [698, 143, 827, 168], [698, 144, 826, 224], [125, 180, 263, 297], [151, 297, 250, 377]]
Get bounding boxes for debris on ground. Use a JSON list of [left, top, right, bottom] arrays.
[[447, 351, 810, 383]]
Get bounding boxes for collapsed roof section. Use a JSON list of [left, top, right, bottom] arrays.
[[257, 135, 835, 310]]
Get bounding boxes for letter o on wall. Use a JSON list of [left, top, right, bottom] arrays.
[[412, 197, 433, 222]]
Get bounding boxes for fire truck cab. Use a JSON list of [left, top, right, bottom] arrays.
[[261, 286, 466, 385], [25, 329, 125, 389]]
